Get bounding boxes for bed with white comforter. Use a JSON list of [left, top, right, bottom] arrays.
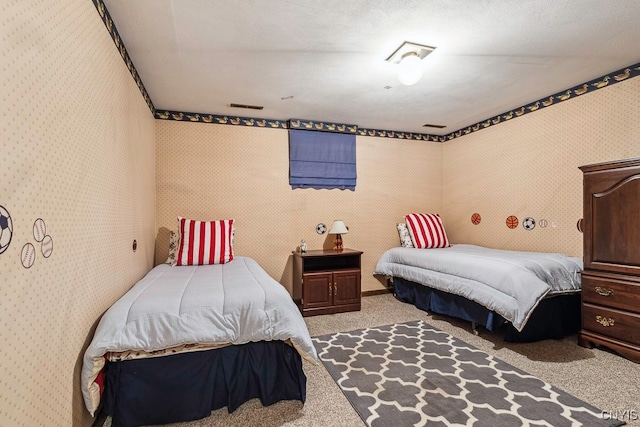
[[82, 256, 317, 421], [374, 244, 583, 332]]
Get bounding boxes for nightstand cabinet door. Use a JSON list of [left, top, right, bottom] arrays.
[[302, 272, 333, 309], [334, 269, 361, 306]]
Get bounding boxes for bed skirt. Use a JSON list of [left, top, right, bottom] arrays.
[[392, 277, 581, 342], [103, 340, 306, 427]]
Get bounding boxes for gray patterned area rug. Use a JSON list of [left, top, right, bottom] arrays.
[[312, 320, 624, 427]]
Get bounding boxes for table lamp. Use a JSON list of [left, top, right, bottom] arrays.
[[329, 220, 348, 251]]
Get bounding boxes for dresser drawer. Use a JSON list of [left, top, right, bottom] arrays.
[[582, 303, 640, 344], [582, 275, 640, 312]]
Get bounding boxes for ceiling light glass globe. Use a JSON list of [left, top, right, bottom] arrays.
[[397, 53, 422, 86]]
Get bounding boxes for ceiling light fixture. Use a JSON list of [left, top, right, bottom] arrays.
[[386, 41, 436, 86]]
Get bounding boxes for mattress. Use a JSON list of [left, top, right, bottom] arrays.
[[82, 256, 317, 415], [374, 244, 582, 331]]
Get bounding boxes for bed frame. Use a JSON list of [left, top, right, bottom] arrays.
[[100, 340, 306, 427], [392, 277, 581, 342]]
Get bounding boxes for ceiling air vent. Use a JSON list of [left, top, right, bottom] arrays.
[[422, 124, 446, 129], [229, 103, 264, 110]]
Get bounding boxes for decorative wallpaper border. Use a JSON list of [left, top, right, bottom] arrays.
[[94, 1, 640, 142], [91, 0, 155, 114], [154, 110, 287, 128], [289, 119, 358, 134], [356, 127, 444, 142], [439, 62, 640, 141]]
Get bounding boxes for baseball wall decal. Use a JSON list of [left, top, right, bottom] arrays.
[[41, 235, 53, 258], [21, 243, 36, 268], [33, 218, 46, 242]]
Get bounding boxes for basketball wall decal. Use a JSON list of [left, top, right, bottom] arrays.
[[0, 205, 13, 255], [506, 215, 519, 229], [41, 235, 53, 258], [21, 243, 36, 268], [471, 213, 481, 225], [539, 219, 548, 228], [33, 218, 46, 242]]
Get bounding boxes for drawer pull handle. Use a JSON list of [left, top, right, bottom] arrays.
[[595, 315, 615, 327], [594, 286, 614, 297]]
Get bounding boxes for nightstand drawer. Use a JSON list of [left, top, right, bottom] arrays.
[[583, 303, 640, 344], [582, 274, 640, 312]]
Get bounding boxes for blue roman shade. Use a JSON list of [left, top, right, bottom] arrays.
[[289, 130, 356, 190]]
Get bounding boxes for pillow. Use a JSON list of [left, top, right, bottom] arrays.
[[396, 223, 414, 248], [176, 217, 234, 265], [165, 230, 179, 264], [404, 213, 450, 249]]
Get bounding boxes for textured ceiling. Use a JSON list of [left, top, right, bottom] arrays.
[[103, 0, 640, 135]]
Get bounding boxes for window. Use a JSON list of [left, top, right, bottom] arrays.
[[288, 130, 356, 190]]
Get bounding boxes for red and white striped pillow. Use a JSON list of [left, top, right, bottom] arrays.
[[176, 217, 234, 266], [404, 213, 450, 249]]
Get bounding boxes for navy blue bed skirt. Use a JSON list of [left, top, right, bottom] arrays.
[[103, 340, 306, 427], [392, 277, 581, 342]]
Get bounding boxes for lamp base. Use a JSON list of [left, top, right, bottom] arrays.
[[333, 234, 343, 252]]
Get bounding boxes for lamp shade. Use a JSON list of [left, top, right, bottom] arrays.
[[328, 220, 348, 234], [397, 52, 423, 86]]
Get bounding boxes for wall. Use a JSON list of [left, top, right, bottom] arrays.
[[0, 1, 156, 426], [443, 77, 640, 256], [155, 121, 443, 294]]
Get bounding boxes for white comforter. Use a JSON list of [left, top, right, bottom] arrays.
[[82, 257, 317, 415], [374, 244, 582, 332]]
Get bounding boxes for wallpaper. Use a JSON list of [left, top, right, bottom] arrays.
[[3, 1, 640, 426], [0, 1, 156, 426], [155, 122, 443, 295], [442, 77, 640, 257]]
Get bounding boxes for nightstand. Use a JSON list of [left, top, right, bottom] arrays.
[[292, 249, 362, 316]]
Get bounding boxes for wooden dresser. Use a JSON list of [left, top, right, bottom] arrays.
[[578, 157, 640, 362]]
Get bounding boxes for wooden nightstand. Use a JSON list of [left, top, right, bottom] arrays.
[[292, 248, 362, 317]]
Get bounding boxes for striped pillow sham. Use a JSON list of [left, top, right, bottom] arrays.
[[176, 217, 234, 266], [404, 213, 450, 249]]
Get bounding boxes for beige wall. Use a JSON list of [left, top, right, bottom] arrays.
[[0, 1, 156, 426], [155, 121, 443, 294], [443, 77, 640, 256], [4, 2, 640, 426]]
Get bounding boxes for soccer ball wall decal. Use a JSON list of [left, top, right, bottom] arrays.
[[316, 223, 327, 235], [523, 217, 536, 230], [0, 205, 13, 255]]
